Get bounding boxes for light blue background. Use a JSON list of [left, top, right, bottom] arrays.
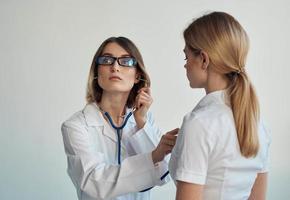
[[1, 0, 289, 199]]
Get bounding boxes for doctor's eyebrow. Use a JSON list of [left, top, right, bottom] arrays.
[[101, 53, 132, 57]]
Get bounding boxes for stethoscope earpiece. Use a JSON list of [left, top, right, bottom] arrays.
[[137, 77, 147, 82]]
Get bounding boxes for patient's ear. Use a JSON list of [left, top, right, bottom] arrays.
[[200, 51, 209, 70]]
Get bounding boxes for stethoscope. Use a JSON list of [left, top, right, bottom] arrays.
[[101, 107, 169, 192]]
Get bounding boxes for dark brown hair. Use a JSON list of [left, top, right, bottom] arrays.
[[86, 36, 150, 108]]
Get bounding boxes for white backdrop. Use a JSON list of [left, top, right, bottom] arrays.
[[1, 0, 289, 199]]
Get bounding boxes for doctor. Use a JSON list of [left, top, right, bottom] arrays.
[[61, 36, 178, 200]]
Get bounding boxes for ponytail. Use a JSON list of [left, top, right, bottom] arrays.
[[228, 71, 260, 157]]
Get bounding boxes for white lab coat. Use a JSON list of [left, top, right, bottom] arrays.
[[61, 103, 169, 200]]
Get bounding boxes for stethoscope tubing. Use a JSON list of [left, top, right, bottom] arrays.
[[103, 110, 169, 192]]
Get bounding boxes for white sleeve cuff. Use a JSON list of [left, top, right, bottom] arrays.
[[153, 159, 170, 186], [142, 152, 170, 186]]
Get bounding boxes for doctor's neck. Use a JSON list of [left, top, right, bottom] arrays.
[[98, 91, 129, 122]]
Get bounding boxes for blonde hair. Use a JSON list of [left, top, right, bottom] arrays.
[[184, 12, 260, 157], [86, 37, 151, 108]]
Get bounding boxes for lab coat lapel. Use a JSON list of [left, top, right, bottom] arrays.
[[103, 124, 119, 144], [83, 103, 118, 143]]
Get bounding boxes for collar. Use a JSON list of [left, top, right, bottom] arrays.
[[83, 102, 136, 127], [193, 90, 230, 111], [83, 103, 105, 127], [83, 103, 135, 144]]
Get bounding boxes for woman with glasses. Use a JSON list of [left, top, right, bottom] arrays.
[[62, 36, 178, 200], [169, 12, 270, 200]]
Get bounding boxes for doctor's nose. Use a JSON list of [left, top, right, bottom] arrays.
[[111, 61, 121, 72]]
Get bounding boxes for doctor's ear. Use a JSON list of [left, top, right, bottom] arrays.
[[200, 51, 209, 70], [135, 75, 140, 84]]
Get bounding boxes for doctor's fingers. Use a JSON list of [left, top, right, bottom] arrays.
[[138, 87, 151, 95], [136, 91, 152, 102], [166, 128, 180, 136], [139, 90, 152, 98], [162, 133, 177, 140], [137, 95, 152, 105], [136, 96, 152, 108], [163, 143, 175, 155], [160, 135, 177, 146]]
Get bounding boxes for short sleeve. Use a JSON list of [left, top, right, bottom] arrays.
[[169, 115, 214, 185], [259, 122, 271, 173]]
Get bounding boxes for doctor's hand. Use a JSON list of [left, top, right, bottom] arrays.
[[133, 87, 153, 129], [152, 128, 179, 164]]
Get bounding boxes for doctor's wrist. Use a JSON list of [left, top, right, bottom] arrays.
[[135, 117, 146, 130], [151, 149, 164, 165]]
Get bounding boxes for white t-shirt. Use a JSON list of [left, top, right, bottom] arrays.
[[169, 90, 270, 200]]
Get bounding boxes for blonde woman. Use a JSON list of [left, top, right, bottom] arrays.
[[169, 12, 270, 200], [62, 36, 178, 200]]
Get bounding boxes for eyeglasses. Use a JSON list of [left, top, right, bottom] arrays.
[[96, 56, 137, 67]]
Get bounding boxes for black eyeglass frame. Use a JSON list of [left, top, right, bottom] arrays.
[[96, 56, 138, 68]]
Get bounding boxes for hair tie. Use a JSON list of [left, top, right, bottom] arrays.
[[236, 67, 245, 74]]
